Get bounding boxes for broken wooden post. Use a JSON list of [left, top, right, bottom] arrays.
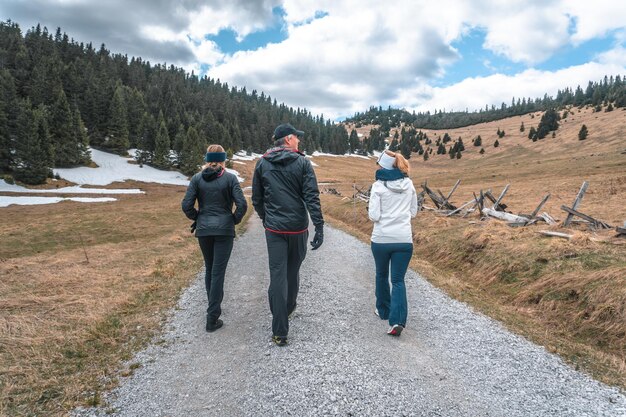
[[481, 207, 530, 224], [445, 179, 461, 202], [561, 206, 612, 229], [616, 221, 626, 237], [446, 197, 478, 217], [492, 184, 510, 210], [563, 181, 588, 226], [538, 230, 573, 240], [529, 193, 551, 220], [484, 190, 507, 211]]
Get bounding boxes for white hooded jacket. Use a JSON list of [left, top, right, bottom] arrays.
[[368, 177, 418, 244]]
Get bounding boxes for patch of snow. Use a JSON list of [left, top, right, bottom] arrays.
[[311, 151, 374, 160], [232, 161, 246, 165], [225, 168, 244, 183], [232, 151, 262, 161], [54, 148, 189, 186], [0, 196, 117, 207], [310, 161, 319, 167], [0, 180, 144, 194]]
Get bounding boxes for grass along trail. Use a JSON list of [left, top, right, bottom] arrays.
[[74, 215, 625, 417]]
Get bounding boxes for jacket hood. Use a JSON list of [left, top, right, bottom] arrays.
[[375, 168, 405, 182], [201, 166, 224, 182], [262, 146, 304, 165], [376, 169, 412, 193]]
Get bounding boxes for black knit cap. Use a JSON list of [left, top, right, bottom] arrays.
[[273, 123, 304, 140]]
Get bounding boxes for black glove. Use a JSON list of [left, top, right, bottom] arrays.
[[310, 225, 324, 250], [190, 221, 197, 234]]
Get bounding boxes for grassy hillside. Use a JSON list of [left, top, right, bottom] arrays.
[[317, 104, 626, 388]]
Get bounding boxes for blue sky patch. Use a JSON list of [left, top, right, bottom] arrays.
[[205, 7, 287, 55]]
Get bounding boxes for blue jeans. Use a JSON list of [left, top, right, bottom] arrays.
[[371, 242, 413, 327]]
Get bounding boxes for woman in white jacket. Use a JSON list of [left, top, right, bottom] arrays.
[[368, 150, 418, 336]]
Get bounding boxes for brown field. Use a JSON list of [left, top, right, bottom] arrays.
[[0, 183, 251, 416], [0, 104, 624, 415]]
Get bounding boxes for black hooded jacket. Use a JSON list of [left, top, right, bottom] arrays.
[[252, 147, 323, 233], [181, 166, 247, 237]]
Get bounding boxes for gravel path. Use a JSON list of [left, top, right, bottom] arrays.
[[74, 216, 626, 417]]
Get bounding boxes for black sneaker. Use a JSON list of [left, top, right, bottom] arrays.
[[206, 318, 223, 332], [387, 324, 404, 337], [272, 335, 288, 346]]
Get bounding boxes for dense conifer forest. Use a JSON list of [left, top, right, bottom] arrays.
[[0, 21, 350, 183], [347, 76, 626, 131]]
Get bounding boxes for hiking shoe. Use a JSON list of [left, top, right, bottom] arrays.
[[206, 318, 223, 332], [387, 324, 404, 337], [375, 309, 387, 320], [272, 335, 288, 346]]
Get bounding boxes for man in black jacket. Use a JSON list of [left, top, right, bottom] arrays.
[[252, 123, 324, 346]]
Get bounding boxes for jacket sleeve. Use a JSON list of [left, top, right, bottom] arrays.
[[181, 176, 199, 220], [302, 159, 324, 228], [368, 182, 381, 222], [251, 159, 265, 221], [231, 176, 248, 225], [410, 182, 418, 218]]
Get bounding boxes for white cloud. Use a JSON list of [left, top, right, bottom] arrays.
[[405, 62, 626, 114]]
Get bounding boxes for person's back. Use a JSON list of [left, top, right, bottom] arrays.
[[369, 169, 415, 244], [253, 147, 322, 233], [251, 123, 323, 346]]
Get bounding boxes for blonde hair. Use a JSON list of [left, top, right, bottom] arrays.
[[383, 150, 410, 175], [201, 144, 226, 171]]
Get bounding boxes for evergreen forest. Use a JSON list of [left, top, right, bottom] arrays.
[[347, 76, 626, 132], [0, 21, 350, 183]]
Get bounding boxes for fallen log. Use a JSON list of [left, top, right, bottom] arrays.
[[538, 230, 573, 240], [482, 207, 530, 224]]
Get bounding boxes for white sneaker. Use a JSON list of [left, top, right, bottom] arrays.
[[387, 324, 404, 336]]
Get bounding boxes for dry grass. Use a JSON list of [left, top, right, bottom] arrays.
[[0, 182, 251, 416], [315, 106, 626, 388]]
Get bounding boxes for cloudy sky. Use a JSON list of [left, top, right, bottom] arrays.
[[2, 0, 625, 119]]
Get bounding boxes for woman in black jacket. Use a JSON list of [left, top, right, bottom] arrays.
[[182, 144, 247, 332]]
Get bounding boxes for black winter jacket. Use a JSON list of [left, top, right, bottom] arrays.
[[181, 167, 247, 237], [252, 146, 323, 233]]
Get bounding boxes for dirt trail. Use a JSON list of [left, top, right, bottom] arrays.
[[74, 215, 626, 417]]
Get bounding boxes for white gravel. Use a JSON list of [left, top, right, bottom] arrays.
[[73, 215, 626, 417]]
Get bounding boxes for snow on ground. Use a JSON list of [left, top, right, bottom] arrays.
[[232, 151, 263, 161], [1, 148, 248, 208], [311, 151, 373, 160], [54, 149, 190, 186], [0, 196, 117, 207], [0, 180, 144, 194]]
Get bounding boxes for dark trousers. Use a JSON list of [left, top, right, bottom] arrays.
[[198, 235, 234, 323], [371, 242, 413, 327], [265, 230, 308, 337]]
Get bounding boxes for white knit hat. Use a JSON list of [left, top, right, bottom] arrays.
[[377, 151, 395, 170]]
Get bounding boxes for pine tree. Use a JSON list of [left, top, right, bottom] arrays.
[[456, 150, 462, 159], [400, 139, 411, 159], [49, 88, 80, 166], [536, 108, 559, 139], [180, 126, 205, 175], [494, 139, 499, 148], [72, 104, 91, 164], [349, 129, 358, 154], [473, 135, 482, 147], [578, 124, 588, 140], [528, 126, 537, 140], [479, 148, 485, 154], [14, 100, 53, 184], [153, 110, 171, 169], [423, 150, 429, 161], [136, 112, 156, 166], [0, 69, 17, 173], [520, 122, 525, 132], [106, 82, 130, 153]]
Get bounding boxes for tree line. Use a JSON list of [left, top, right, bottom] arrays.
[[0, 20, 350, 184], [346, 75, 626, 132]]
